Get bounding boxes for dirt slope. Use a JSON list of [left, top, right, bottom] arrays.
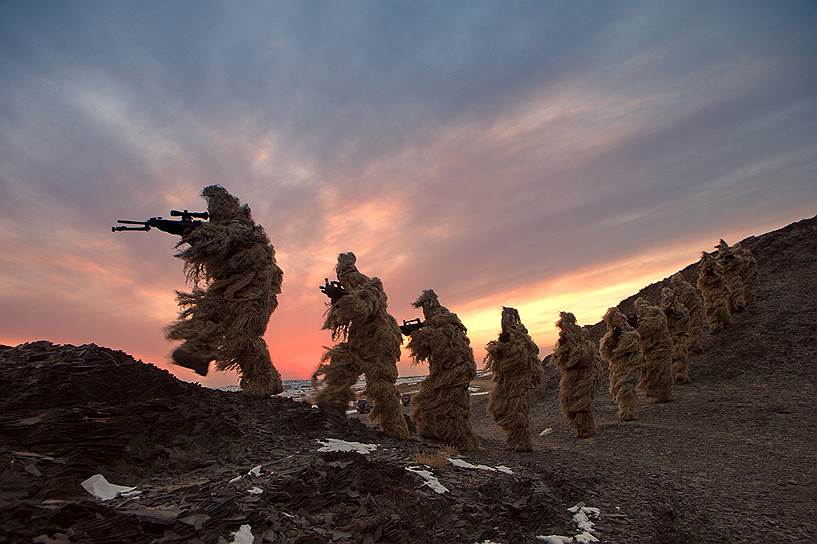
[[1, 215, 815, 543]]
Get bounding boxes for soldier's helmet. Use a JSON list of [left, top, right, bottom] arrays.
[[336, 252, 369, 288]]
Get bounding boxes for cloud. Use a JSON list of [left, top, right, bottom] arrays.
[[1, 1, 815, 383]]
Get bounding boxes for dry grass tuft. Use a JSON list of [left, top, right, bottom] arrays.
[[414, 446, 458, 467]]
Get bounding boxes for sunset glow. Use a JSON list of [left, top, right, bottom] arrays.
[[1, 2, 815, 388]]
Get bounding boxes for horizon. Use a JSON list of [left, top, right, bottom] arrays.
[[1, 2, 815, 387]]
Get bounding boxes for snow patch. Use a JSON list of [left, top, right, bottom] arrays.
[[405, 466, 448, 494], [247, 486, 263, 494], [228, 464, 263, 484], [448, 458, 514, 475], [80, 474, 140, 501], [229, 524, 254, 544], [316, 438, 379, 454], [539, 428, 554, 437], [536, 503, 601, 543]]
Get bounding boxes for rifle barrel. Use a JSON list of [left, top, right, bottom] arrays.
[[117, 220, 148, 225]]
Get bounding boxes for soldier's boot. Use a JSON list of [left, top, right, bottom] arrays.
[[171, 341, 213, 376]]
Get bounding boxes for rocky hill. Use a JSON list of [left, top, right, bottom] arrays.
[[1, 215, 815, 543]]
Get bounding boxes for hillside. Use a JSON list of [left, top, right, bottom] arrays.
[[1, 215, 816, 543]]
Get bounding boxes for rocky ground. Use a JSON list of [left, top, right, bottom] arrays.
[[1, 216, 815, 543]]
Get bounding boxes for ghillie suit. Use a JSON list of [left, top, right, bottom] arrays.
[[716, 239, 747, 313], [405, 290, 479, 451], [670, 272, 705, 354], [484, 307, 542, 451], [599, 307, 641, 421], [634, 297, 673, 403], [166, 185, 284, 397], [552, 312, 599, 437], [312, 253, 409, 439], [734, 243, 759, 305], [660, 288, 691, 384], [697, 252, 732, 334]]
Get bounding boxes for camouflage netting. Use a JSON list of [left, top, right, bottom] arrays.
[[405, 289, 479, 451], [484, 308, 542, 451], [634, 297, 673, 403], [166, 185, 284, 397], [552, 312, 600, 438], [716, 240, 747, 313], [312, 253, 409, 439], [599, 307, 641, 421], [661, 288, 691, 384], [670, 272, 706, 354], [734, 243, 759, 305], [697, 252, 732, 334]]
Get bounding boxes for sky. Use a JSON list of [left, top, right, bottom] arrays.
[[1, 1, 815, 387]]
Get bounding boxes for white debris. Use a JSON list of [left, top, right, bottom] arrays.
[[405, 466, 448, 494], [449, 458, 496, 472], [537, 503, 601, 544], [229, 524, 254, 544], [247, 487, 263, 494], [537, 536, 573, 544], [229, 464, 263, 484], [539, 428, 554, 437], [448, 457, 515, 475], [316, 438, 378, 454], [80, 474, 140, 501], [470, 391, 490, 396]]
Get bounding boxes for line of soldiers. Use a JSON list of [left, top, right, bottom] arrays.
[[151, 187, 758, 452], [551, 240, 759, 440]]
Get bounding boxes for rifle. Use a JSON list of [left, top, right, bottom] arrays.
[[399, 318, 425, 336], [320, 278, 347, 303], [111, 210, 209, 235]]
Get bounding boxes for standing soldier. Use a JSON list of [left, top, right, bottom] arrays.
[[635, 297, 673, 403], [599, 307, 641, 421], [485, 307, 542, 451], [166, 185, 284, 397], [404, 290, 479, 451], [733, 243, 759, 305], [553, 312, 600, 437], [670, 272, 705, 354], [660, 287, 691, 384], [716, 240, 747, 313], [697, 252, 732, 334], [312, 253, 409, 439]]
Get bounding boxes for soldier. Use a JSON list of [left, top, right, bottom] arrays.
[[670, 272, 705, 354], [660, 287, 691, 384], [635, 297, 673, 403], [697, 252, 732, 334], [166, 185, 284, 397], [553, 312, 600, 437], [485, 307, 542, 451], [312, 253, 409, 439], [733, 243, 759, 305], [404, 290, 479, 451], [716, 240, 747, 313], [599, 307, 641, 421]]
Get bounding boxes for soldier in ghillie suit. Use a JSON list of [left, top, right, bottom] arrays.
[[734, 243, 759, 305], [660, 287, 691, 384], [670, 272, 705, 354], [599, 307, 641, 421], [312, 253, 409, 439], [167, 185, 284, 397], [484, 307, 542, 451], [697, 252, 732, 334], [634, 297, 673, 403], [716, 239, 747, 313], [404, 290, 479, 451], [553, 312, 600, 437]]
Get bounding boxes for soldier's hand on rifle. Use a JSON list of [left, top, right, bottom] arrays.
[[320, 279, 347, 303]]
